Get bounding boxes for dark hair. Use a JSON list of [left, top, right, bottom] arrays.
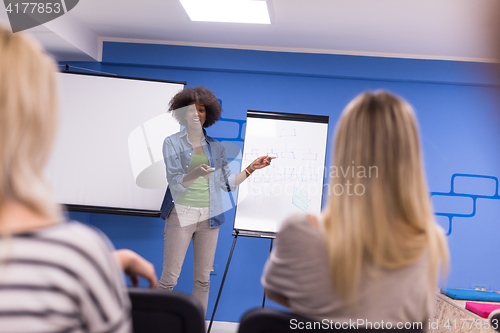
[[168, 86, 222, 128]]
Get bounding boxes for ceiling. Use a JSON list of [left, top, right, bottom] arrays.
[[1, 0, 499, 63]]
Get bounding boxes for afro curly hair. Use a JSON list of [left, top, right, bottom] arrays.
[[168, 86, 222, 128]]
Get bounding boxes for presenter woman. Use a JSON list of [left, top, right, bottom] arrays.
[[262, 91, 449, 326], [158, 86, 274, 315]]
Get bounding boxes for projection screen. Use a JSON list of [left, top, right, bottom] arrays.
[[44, 72, 185, 216]]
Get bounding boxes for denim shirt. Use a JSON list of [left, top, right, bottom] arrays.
[[159, 127, 236, 228]]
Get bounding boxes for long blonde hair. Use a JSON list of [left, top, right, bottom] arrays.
[[322, 90, 448, 303], [0, 25, 61, 221]]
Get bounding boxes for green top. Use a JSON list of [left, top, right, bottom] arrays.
[[176, 154, 210, 208]]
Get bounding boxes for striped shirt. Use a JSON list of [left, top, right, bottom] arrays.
[[0, 221, 131, 333]]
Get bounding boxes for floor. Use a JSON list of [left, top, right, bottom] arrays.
[[205, 321, 239, 333]]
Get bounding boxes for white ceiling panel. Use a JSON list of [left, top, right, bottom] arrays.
[[1, 0, 499, 63]]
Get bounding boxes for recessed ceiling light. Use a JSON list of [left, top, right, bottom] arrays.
[[179, 0, 271, 24]]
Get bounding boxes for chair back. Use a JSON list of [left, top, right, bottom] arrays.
[[238, 308, 424, 333], [128, 288, 205, 333]]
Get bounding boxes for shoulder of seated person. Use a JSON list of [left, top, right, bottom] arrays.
[[279, 212, 319, 233], [64, 221, 113, 246]]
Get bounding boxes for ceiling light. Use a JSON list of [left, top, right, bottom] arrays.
[[179, 0, 271, 24]]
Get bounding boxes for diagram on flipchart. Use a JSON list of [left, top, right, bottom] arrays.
[[234, 116, 329, 234]]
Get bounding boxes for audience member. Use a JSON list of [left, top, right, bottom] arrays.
[[262, 91, 449, 328], [0, 25, 156, 333]]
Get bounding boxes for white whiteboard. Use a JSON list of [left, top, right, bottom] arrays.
[[44, 73, 184, 214], [234, 111, 329, 236]]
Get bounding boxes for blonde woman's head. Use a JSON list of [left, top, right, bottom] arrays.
[[0, 25, 60, 220], [323, 90, 448, 303]]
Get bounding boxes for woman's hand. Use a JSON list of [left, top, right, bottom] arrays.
[[113, 249, 158, 288], [195, 164, 214, 179], [182, 164, 213, 187], [249, 155, 276, 171], [264, 289, 289, 307], [235, 155, 275, 186]]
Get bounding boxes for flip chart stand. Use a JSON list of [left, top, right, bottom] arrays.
[[207, 231, 275, 333], [262, 238, 274, 308]]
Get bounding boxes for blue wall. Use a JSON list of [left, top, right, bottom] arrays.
[[63, 42, 500, 322]]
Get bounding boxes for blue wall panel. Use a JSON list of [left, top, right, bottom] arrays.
[[62, 42, 500, 322]]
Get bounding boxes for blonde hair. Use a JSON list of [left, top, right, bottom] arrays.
[[0, 25, 61, 221], [322, 90, 448, 303]]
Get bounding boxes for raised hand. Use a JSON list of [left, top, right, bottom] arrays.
[[250, 155, 276, 171]]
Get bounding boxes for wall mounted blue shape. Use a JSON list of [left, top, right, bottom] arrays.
[[431, 174, 500, 236], [212, 99, 246, 143], [211, 116, 246, 143]]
